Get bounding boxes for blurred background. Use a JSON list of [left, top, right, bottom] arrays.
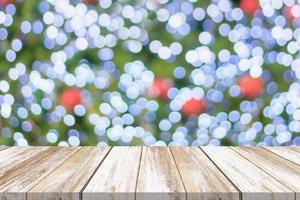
[[0, 0, 300, 146]]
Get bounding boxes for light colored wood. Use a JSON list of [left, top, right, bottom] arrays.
[[265, 147, 300, 165], [0, 147, 51, 175], [28, 147, 111, 200], [0, 147, 32, 166], [0, 147, 79, 200], [201, 147, 294, 200], [136, 147, 186, 200], [0, 146, 7, 151], [171, 147, 239, 200], [233, 147, 300, 200], [291, 147, 300, 152], [83, 147, 141, 200], [0, 147, 41, 165], [0, 147, 299, 199]]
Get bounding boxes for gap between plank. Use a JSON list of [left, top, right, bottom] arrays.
[[199, 147, 242, 200], [169, 147, 188, 200], [263, 147, 300, 167], [79, 147, 113, 200], [134, 147, 143, 200], [230, 147, 297, 200], [25, 147, 82, 198]]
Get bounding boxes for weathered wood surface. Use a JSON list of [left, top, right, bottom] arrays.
[[28, 147, 111, 200], [233, 147, 300, 200], [171, 147, 239, 200], [136, 147, 186, 200], [0, 147, 78, 200], [0, 147, 299, 200], [83, 147, 141, 200], [201, 147, 295, 200], [264, 146, 300, 165]]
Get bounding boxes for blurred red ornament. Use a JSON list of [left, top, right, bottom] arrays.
[[239, 75, 264, 100], [82, 0, 98, 5], [284, 6, 296, 23], [0, 0, 13, 5], [182, 98, 205, 117], [148, 78, 173, 100], [60, 88, 82, 112], [240, 0, 260, 15]]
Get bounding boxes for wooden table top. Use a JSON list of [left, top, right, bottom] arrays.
[[0, 146, 299, 200]]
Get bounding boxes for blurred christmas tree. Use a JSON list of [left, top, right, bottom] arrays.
[[0, 0, 300, 146]]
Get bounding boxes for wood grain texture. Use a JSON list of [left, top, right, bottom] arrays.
[[136, 147, 186, 200], [83, 147, 141, 200], [28, 147, 111, 200], [264, 147, 300, 165], [0, 147, 299, 200], [0, 147, 50, 176], [201, 147, 294, 200], [171, 147, 239, 200], [0, 147, 79, 200], [233, 147, 300, 200]]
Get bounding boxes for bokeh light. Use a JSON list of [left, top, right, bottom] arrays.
[[0, 0, 300, 147]]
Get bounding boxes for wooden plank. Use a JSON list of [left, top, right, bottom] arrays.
[[83, 147, 141, 200], [0, 146, 8, 151], [171, 147, 240, 200], [233, 147, 300, 200], [0, 147, 79, 200], [201, 147, 294, 200], [291, 147, 300, 152], [28, 147, 111, 200], [136, 147, 186, 200], [0, 147, 38, 164], [0, 147, 51, 175], [264, 147, 300, 165], [0, 147, 298, 199]]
